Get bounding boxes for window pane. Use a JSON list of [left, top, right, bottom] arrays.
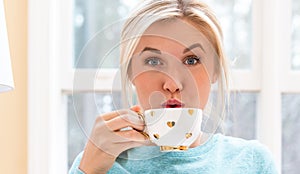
[[282, 94, 300, 174], [223, 92, 257, 139], [73, 0, 139, 68], [202, 0, 253, 69], [74, 0, 252, 69], [292, 0, 300, 70], [68, 92, 122, 169]]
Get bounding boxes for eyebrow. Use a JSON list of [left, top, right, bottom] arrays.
[[139, 43, 205, 55], [183, 43, 205, 53], [140, 47, 161, 55]]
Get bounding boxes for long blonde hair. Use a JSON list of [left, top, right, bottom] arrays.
[[120, 0, 230, 132]]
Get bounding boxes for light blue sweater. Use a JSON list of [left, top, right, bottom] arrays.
[[69, 134, 278, 174]]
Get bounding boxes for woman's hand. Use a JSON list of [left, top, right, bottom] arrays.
[[79, 106, 149, 174]]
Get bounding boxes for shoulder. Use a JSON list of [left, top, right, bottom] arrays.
[[221, 134, 271, 151], [215, 133, 269, 152], [214, 133, 273, 159], [213, 134, 278, 173]]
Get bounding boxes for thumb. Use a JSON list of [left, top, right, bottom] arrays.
[[130, 105, 145, 121], [130, 105, 143, 113]]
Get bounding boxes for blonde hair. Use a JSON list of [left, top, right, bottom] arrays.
[[120, 0, 230, 130]]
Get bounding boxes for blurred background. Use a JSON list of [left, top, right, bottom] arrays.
[[0, 0, 299, 173]]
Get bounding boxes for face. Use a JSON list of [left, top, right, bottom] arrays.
[[129, 18, 217, 111]]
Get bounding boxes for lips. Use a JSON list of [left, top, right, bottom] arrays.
[[161, 99, 185, 108]]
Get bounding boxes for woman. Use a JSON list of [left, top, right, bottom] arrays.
[[70, 0, 278, 173]]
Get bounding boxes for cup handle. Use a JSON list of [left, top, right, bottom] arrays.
[[134, 111, 150, 139], [136, 111, 145, 122]]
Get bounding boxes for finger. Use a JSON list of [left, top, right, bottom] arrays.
[[116, 141, 149, 152], [101, 109, 129, 121], [127, 109, 146, 123], [101, 108, 143, 121], [114, 130, 154, 146], [130, 105, 145, 117], [129, 106, 146, 123], [114, 129, 149, 142], [105, 114, 145, 131], [130, 105, 143, 113], [141, 140, 156, 146], [105, 141, 147, 157]]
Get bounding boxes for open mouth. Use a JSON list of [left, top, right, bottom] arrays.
[[161, 99, 185, 108]]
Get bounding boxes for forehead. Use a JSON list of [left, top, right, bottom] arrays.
[[134, 18, 214, 53]]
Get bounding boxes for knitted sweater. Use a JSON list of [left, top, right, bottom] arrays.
[[69, 133, 278, 174]]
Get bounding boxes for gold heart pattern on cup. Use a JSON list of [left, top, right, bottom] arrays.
[[153, 134, 160, 139], [188, 109, 194, 115], [167, 121, 175, 128], [148, 109, 197, 143], [185, 133, 192, 139]]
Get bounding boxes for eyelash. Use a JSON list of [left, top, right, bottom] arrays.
[[144, 57, 163, 66], [183, 55, 201, 65], [144, 55, 201, 66]]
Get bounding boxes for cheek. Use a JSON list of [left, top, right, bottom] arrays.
[[191, 68, 211, 109], [133, 76, 152, 97], [132, 73, 163, 107]]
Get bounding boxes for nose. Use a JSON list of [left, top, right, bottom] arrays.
[[163, 77, 183, 94]]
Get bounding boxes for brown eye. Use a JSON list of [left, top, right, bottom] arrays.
[[184, 56, 201, 65]]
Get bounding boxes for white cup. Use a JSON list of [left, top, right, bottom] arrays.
[[143, 108, 202, 152]]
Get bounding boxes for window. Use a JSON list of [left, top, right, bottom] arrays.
[[291, 0, 300, 70], [225, 93, 257, 140], [282, 94, 300, 174], [73, 0, 138, 68], [202, 0, 252, 69], [281, 1, 300, 173]]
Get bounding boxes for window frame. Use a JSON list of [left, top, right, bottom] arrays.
[[28, 0, 300, 173]]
